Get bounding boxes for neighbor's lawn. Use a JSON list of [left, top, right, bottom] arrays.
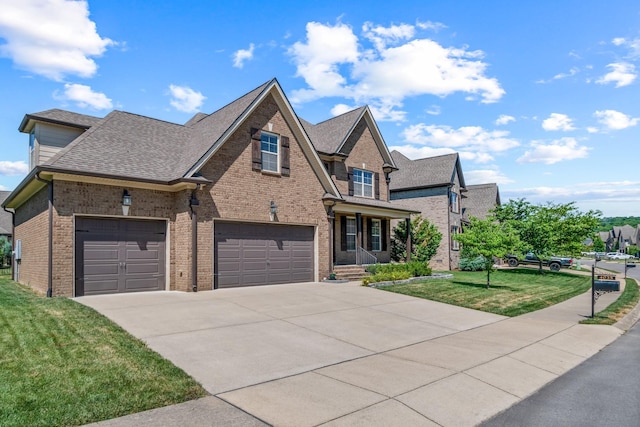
[[0, 276, 207, 427], [380, 269, 592, 317]]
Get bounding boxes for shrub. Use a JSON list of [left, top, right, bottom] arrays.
[[362, 262, 432, 285], [459, 256, 487, 271]]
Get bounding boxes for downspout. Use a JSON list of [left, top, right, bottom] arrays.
[[2, 206, 14, 281], [189, 190, 199, 292], [35, 172, 53, 297]]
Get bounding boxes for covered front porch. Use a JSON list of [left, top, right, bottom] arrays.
[[324, 195, 417, 276]]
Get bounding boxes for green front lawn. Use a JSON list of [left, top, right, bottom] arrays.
[[379, 269, 592, 317], [0, 276, 207, 427]]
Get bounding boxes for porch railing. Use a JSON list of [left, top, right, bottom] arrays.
[[356, 246, 377, 266]]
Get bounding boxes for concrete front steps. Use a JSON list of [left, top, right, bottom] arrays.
[[332, 265, 370, 281]]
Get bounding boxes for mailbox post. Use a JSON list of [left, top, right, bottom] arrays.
[[591, 259, 620, 318]]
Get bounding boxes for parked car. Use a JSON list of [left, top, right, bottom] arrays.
[[606, 252, 634, 260], [505, 252, 573, 271]]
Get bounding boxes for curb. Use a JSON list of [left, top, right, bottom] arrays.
[[614, 278, 640, 331]]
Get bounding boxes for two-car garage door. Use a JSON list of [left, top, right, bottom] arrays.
[[75, 218, 314, 295], [214, 222, 314, 289], [75, 218, 166, 296]]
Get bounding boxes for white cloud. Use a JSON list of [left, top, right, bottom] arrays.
[[0, 160, 29, 176], [388, 144, 455, 159], [330, 103, 354, 116], [611, 37, 640, 58], [362, 22, 415, 50], [168, 84, 206, 113], [464, 168, 514, 185], [426, 105, 441, 116], [542, 113, 575, 131], [402, 124, 519, 153], [458, 151, 494, 163], [232, 43, 255, 68], [517, 137, 590, 164], [0, 0, 114, 80], [288, 21, 504, 121], [502, 180, 640, 216], [594, 109, 639, 130], [596, 62, 636, 87], [553, 67, 579, 80], [54, 83, 112, 109], [416, 20, 447, 32], [495, 114, 515, 125], [586, 127, 599, 133]]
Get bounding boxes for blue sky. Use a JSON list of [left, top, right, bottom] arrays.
[[1, 0, 639, 217]]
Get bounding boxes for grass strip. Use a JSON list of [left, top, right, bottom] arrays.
[[580, 278, 640, 325], [0, 277, 207, 427], [379, 268, 592, 317]]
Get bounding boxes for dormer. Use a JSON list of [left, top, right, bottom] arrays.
[[19, 109, 102, 171]]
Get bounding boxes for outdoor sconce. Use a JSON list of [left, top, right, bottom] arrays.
[[270, 200, 278, 221], [122, 190, 132, 216], [189, 192, 200, 207]]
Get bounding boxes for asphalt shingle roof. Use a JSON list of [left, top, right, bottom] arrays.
[[20, 109, 102, 131], [48, 111, 191, 182], [301, 107, 366, 154], [389, 150, 462, 191], [42, 81, 273, 182], [463, 183, 500, 220]]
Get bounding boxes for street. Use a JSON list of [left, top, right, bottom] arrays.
[[482, 258, 640, 427]]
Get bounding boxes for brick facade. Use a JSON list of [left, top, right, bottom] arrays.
[[13, 186, 49, 294]]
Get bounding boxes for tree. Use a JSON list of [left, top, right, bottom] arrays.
[[454, 217, 521, 288], [592, 236, 606, 252], [493, 199, 601, 272], [0, 236, 11, 267], [391, 216, 442, 263]]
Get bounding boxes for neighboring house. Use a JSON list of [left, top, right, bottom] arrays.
[[389, 150, 466, 270], [612, 225, 637, 252], [597, 231, 614, 251], [2, 79, 414, 297], [0, 191, 12, 240], [462, 183, 501, 222]]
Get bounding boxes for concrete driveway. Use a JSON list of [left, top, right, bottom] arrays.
[[78, 281, 624, 426]]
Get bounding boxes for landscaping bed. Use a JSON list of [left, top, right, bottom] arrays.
[[0, 276, 206, 427]]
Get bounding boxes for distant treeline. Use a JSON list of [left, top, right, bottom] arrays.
[[598, 216, 640, 231]]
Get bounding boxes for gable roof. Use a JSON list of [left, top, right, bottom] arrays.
[[5, 79, 342, 209], [301, 106, 397, 168], [389, 150, 466, 191], [463, 183, 500, 220], [613, 225, 637, 242]]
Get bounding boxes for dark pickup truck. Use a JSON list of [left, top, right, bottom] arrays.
[[505, 252, 573, 271]]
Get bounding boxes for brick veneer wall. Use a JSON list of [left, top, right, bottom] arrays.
[[391, 187, 454, 269], [197, 94, 331, 283], [334, 215, 391, 265], [332, 120, 389, 201], [15, 94, 334, 296], [13, 186, 49, 293]]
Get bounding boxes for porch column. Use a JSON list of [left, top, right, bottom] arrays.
[[356, 212, 362, 265], [405, 217, 412, 262], [327, 206, 335, 274]]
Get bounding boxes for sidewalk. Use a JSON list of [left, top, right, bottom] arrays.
[[86, 281, 632, 427]]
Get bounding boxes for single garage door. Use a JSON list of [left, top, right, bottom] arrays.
[[75, 218, 166, 296], [214, 222, 314, 288]]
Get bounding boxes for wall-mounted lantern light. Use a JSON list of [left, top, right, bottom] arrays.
[[189, 192, 200, 207], [270, 200, 278, 221], [122, 190, 131, 216]]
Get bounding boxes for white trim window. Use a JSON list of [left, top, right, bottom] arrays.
[[451, 224, 460, 250], [346, 217, 356, 251], [371, 219, 381, 251], [450, 191, 459, 213], [354, 169, 373, 198], [260, 131, 279, 173]]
